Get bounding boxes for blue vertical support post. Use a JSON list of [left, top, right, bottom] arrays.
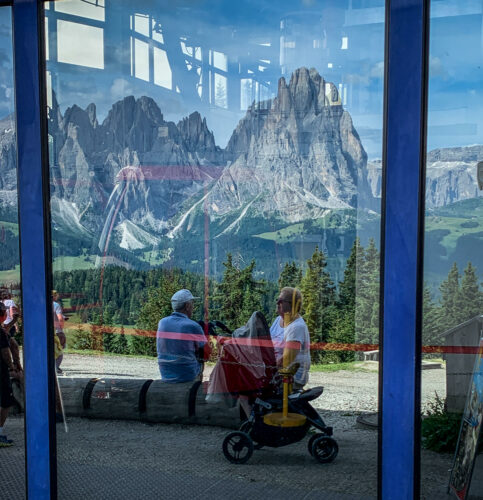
[[380, 0, 429, 498], [13, 0, 56, 498]]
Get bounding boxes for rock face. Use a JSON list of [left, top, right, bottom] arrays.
[[367, 146, 483, 208], [0, 67, 480, 257], [47, 95, 225, 236], [204, 67, 373, 226]]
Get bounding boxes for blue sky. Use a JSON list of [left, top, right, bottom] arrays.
[[0, 1, 482, 157]]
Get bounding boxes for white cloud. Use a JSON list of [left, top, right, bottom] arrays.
[[429, 56, 448, 79], [110, 78, 136, 102], [369, 61, 384, 80]]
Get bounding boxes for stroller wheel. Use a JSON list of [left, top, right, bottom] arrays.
[[222, 431, 254, 464], [311, 436, 338, 464], [240, 421, 264, 450], [307, 433, 323, 456]]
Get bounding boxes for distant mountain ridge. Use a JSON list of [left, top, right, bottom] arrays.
[[0, 68, 481, 271], [367, 145, 482, 208]]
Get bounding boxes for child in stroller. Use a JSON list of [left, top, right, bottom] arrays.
[[205, 311, 338, 464]]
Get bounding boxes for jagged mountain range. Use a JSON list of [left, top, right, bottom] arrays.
[[0, 67, 481, 269], [367, 144, 483, 209]]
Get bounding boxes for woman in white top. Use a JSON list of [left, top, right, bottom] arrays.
[[269, 287, 310, 390]]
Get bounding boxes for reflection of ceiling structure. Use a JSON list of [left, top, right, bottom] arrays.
[[45, 0, 385, 114], [45, 0, 280, 113], [44, 0, 483, 154]]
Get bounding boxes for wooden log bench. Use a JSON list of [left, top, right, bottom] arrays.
[[58, 377, 241, 429]]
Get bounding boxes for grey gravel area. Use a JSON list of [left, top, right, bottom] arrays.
[[2, 413, 455, 500], [60, 353, 447, 413], [0, 354, 456, 499]]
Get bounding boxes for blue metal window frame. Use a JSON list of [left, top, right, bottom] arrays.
[[379, 0, 429, 498], [11, 0, 430, 498], [13, 0, 56, 499]]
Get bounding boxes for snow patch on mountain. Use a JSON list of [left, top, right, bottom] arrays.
[[115, 219, 159, 250], [50, 197, 91, 236]]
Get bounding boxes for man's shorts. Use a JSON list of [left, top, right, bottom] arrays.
[[56, 331, 66, 348], [6, 325, 16, 339], [0, 373, 15, 409]]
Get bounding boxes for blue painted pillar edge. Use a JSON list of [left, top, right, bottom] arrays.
[[379, 0, 429, 499], [13, 0, 56, 498]]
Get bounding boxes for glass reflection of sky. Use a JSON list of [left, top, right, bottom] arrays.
[[0, 1, 482, 156]]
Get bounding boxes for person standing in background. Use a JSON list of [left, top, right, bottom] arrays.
[[0, 302, 20, 446], [2, 290, 18, 338], [1, 290, 22, 377], [52, 290, 67, 375]]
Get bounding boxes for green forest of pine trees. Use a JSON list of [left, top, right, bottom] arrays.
[[51, 239, 482, 363]]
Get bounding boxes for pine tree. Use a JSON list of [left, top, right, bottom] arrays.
[[213, 254, 266, 330], [111, 324, 128, 354], [71, 322, 91, 350], [300, 246, 335, 345], [329, 311, 356, 362], [355, 238, 380, 345], [278, 261, 302, 290], [339, 237, 363, 311], [459, 262, 482, 323], [90, 321, 103, 351], [213, 253, 241, 328], [324, 238, 364, 363], [422, 282, 441, 347], [102, 323, 115, 353], [439, 262, 463, 330]]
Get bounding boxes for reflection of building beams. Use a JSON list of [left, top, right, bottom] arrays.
[[159, 28, 201, 103]]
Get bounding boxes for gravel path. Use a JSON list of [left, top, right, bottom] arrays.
[[60, 353, 447, 413], [1, 354, 455, 499]]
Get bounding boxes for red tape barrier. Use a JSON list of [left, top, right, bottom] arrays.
[[68, 322, 483, 355]]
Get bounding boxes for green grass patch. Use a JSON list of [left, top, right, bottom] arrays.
[[310, 361, 373, 373], [253, 223, 305, 243], [64, 348, 156, 359], [0, 221, 19, 235], [53, 255, 97, 272], [425, 215, 482, 253], [0, 265, 20, 285]]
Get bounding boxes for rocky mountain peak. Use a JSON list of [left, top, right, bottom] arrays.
[[100, 95, 165, 155], [60, 104, 96, 155], [177, 111, 218, 156], [286, 67, 328, 116], [85, 103, 97, 128]]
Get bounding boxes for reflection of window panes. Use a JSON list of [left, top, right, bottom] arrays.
[[134, 13, 150, 37], [46, 71, 52, 109], [259, 84, 271, 106], [180, 40, 192, 57], [154, 46, 172, 89], [54, 0, 105, 22], [197, 70, 203, 98], [213, 51, 227, 72], [57, 20, 104, 69], [134, 38, 149, 81], [45, 16, 49, 60], [152, 19, 164, 43], [214, 73, 227, 108]]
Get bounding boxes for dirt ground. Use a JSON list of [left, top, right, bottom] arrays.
[[2, 354, 468, 499]]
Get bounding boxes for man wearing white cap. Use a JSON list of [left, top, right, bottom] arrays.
[[156, 289, 206, 383]]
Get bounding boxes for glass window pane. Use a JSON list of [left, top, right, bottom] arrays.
[[45, 1, 385, 497], [422, 1, 483, 497], [0, 5, 25, 497]]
